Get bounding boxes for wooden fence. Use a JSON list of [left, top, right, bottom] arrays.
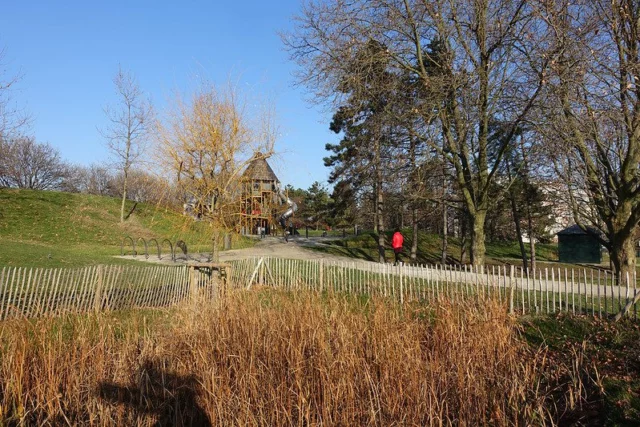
[[231, 258, 640, 319], [1, 258, 639, 320], [0, 265, 194, 320]]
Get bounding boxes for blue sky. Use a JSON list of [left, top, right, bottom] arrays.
[[0, 0, 337, 190]]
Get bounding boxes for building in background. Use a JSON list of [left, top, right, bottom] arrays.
[[557, 225, 602, 264]]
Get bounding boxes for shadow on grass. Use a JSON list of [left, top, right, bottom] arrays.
[[309, 242, 377, 262], [520, 314, 640, 425], [98, 359, 211, 426]]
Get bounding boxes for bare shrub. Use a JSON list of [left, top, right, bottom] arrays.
[[110, 168, 170, 205], [100, 66, 153, 223], [0, 292, 594, 425], [0, 46, 30, 138], [0, 136, 69, 190]]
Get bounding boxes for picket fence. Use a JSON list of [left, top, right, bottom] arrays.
[[1, 258, 639, 320], [227, 258, 640, 319]]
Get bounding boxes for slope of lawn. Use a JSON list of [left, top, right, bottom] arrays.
[[310, 229, 560, 265], [0, 188, 253, 267]]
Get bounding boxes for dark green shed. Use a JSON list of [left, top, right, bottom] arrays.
[[557, 225, 602, 264]]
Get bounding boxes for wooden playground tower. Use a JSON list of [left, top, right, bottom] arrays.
[[240, 154, 282, 236]]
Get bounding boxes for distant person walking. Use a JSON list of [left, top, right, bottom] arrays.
[[392, 229, 404, 266]]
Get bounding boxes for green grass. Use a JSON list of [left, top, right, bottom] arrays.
[[308, 229, 560, 265], [0, 188, 254, 267], [309, 230, 640, 282], [520, 314, 640, 425], [243, 258, 630, 318], [0, 240, 136, 268]]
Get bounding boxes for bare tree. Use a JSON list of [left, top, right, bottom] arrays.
[[540, 0, 640, 283], [156, 82, 276, 234], [84, 164, 116, 196], [59, 164, 90, 193], [63, 164, 117, 196], [0, 136, 68, 190], [0, 136, 8, 186], [111, 169, 169, 205], [63, 164, 168, 205], [285, 0, 551, 265], [0, 46, 30, 139], [100, 66, 153, 223]]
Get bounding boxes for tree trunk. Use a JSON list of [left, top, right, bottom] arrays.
[[469, 214, 475, 265], [375, 140, 385, 263], [509, 192, 528, 273], [460, 210, 467, 264], [505, 160, 527, 271], [373, 191, 378, 233], [527, 205, 536, 273], [376, 186, 385, 263], [411, 206, 418, 261], [608, 200, 635, 285], [519, 135, 535, 273], [119, 134, 132, 223], [409, 134, 418, 262], [470, 210, 487, 265], [610, 233, 636, 285], [529, 236, 536, 274], [441, 163, 448, 264], [212, 230, 220, 263], [442, 200, 448, 265], [120, 167, 128, 223]]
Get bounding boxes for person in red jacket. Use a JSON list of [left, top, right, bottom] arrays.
[[392, 228, 404, 266]]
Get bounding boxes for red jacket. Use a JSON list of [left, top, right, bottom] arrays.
[[392, 232, 404, 249]]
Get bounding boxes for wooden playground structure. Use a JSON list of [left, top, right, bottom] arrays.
[[239, 154, 288, 236]]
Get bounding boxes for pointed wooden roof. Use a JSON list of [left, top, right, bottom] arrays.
[[242, 153, 279, 182]]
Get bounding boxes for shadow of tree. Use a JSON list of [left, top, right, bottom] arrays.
[[347, 248, 375, 261], [98, 359, 211, 427]]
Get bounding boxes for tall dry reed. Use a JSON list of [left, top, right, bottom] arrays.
[[0, 290, 590, 426]]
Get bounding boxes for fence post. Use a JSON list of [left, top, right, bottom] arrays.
[[94, 265, 104, 313], [509, 265, 514, 314], [212, 232, 220, 263], [400, 265, 404, 304], [319, 259, 324, 291], [189, 266, 198, 302], [259, 259, 264, 286]]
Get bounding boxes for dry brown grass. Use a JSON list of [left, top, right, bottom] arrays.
[[0, 290, 592, 426]]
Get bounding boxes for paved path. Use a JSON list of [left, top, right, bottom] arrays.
[[218, 236, 375, 262], [118, 236, 638, 300], [117, 236, 359, 264]]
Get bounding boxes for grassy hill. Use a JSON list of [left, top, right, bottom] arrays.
[[0, 188, 252, 267]]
